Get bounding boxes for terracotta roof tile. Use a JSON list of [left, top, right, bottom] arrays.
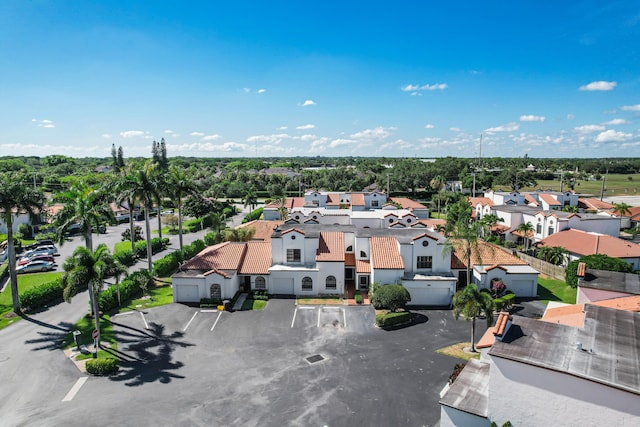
[[326, 193, 340, 206], [539, 193, 561, 206], [345, 253, 356, 266], [477, 311, 510, 348], [416, 218, 446, 229], [351, 193, 365, 206], [370, 236, 404, 269], [181, 242, 246, 271], [468, 197, 494, 207], [356, 259, 371, 273], [578, 198, 614, 211], [390, 197, 427, 209], [238, 241, 272, 275], [577, 262, 586, 277], [316, 232, 345, 262], [237, 220, 283, 241], [493, 312, 511, 337], [538, 229, 640, 258], [451, 240, 527, 269], [524, 194, 539, 206]]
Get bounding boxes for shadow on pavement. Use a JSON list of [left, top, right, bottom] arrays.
[[108, 319, 193, 387], [23, 317, 75, 351]]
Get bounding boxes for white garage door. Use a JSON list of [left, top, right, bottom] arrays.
[[406, 287, 451, 306], [175, 284, 200, 303], [271, 278, 295, 295], [511, 280, 535, 297]]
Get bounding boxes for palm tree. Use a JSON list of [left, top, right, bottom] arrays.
[[54, 182, 113, 251], [105, 257, 129, 307], [127, 161, 159, 272], [0, 173, 45, 313], [243, 187, 258, 213], [445, 219, 488, 287], [430, 175, 446, 217], [452, 283, 494, 353], [110, 170, 138, 253], [209, 211, 226, 236], [536, 246, 568, 266], [168, 166, 198, 251], [515, 222, 535, 251], [61, 244, 114, 347], [613, 202, 632, 217]]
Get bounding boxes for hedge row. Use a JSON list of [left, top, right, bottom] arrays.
[[493, 293, 515, 311], [19, 279, 65, 310], [113, 248, 136, 266], [134, 237, 169, 258], [86, 358, 119, 376], [242, 207, 263, 223], [375, 311, 411, 327], [181, 239, 206, 260], [152, 238, 206, 277], [98, 272, 147, 312], [0, 261, 8, 283]]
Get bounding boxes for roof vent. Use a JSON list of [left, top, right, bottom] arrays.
[[575, 342, 582, 351]]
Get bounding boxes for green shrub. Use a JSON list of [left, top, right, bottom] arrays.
[[152, 251, 183, 277], [375, 311, 411, 327], [204, 231, 219, 246], [183, 218, 202, 233], [250, 290, 269, 300], [19, 279, 65, 311], [181, 239, 205, 260], [369, 282, 381, 308], [0, 261, 8, 282], [98, 271, 147, 312], [566, 254, 634, 287], [355, 293, 363, 304], [85, 358, 119, 376], [503, 241, 516, 249], [493, 293, 516, 312], [113, 248, 136, 266], [375, 284, 411, 312], [242, 207, 264, 223], [34, 232, 57, 241]]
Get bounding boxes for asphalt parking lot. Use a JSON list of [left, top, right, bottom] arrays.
[[35, 299, 474, 427]]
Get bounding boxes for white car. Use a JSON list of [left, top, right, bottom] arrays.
[[16, 260, 55, 274], [22, 245, 58, 258]]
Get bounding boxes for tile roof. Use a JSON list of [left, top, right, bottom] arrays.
[[351, 193, 365, 206], [181, 242, 246, 272], [416, 218, 446, 229], [477, 312, 511, 349], [390, 197, 427, 209], [344, 253, 356, 266], [578, 198, 614, 211], [451, 240, 528, 269], [538, 229, 640, 258], [238, 241, 272, 275], [264, 197, 305, 209], [326, 193, 340, 206], [524, 194, 539, 206], [468, 197, 494, 207], [316, 232, 345, 262], [356, 259, 371, 273], [542, 295, 640, 328], [539, 193, 561, 206], [370, 236, 405, 269], [237, 220, 283, 241]]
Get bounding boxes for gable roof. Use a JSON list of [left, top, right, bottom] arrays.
[[237, 220, 283, 241], [316, 232, 345, 262], [356, 259, 371, 273], [538, 229, 640, 258], [390, 197, 427, 209], [451, 240, 528, 269], [350, 193, 365, 206], [524, 194, 539, 206], [181, 242, 246, 272], [578, 198, 614, 211], [468, 197, 494, 207], [238, 241, 272, 275], [539, 193, 561, 206], [370, 236, 404, 270]]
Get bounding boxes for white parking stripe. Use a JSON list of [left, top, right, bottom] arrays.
[[183, 312, 198, 332], [343, 308, 347, 329], [62, 377, 87, 402], [291, 308, 298, 328], [140, 312, 149, 330], [317, 309, 321, 328], [210, 311, 223, 331]]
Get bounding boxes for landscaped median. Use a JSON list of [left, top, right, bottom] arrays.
[[375, 310, 411, 327]]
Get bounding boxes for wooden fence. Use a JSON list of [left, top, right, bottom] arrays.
[[516, 251, 566, 281]]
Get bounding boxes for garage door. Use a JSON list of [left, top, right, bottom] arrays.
[[511, 280, 536, 297], [406, 287, 451, 306], [271, 278, 295, 295], [175, 284, 200, 303]]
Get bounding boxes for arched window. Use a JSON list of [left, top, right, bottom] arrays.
[[255, 276, 266, 290], [346, 245, 353, 252], [360, 251, 367, 258], [302, 277, 313, 290], [326, 275, 336, 290], [210, 284, 222, 300]]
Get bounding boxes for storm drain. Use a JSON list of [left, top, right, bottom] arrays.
[[305, 354, 325, 364]]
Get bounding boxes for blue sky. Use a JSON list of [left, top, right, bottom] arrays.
[[1, 1, 639, 158]]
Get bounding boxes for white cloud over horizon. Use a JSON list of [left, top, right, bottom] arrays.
[[603, 118, 629, 125], [579, 81, 617, 91], [201, 134, 222, 141], [621, 104, 640, 111], [485, 122, 519, 132], [595, 129, 633, 142], [190, 131, 205, 137], [120, 130, 145, 138], [296, 124, 315, 130], [401, 83, 448, 92], [574, 124, 605, 133], [520, 115, 546, 122], [299, 100, 316, 107]]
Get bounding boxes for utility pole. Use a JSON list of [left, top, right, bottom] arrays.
[[560, 171, 564, 193], [600, 166, 609, 201], [472, 173, 476, 197], [386, 174, 390, 196]]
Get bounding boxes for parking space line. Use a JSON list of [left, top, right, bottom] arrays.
[[317, 309, 321, 328], [291, 308, 298, 328], [183, 312, 198, 332], [210, 311, 223, 331], [112, 311, 135, 318], [62, 377, 87, 402], [343, 308, 347, 329], [140, 312, 149, 329]]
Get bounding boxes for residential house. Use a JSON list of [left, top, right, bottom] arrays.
[[576, 268, 640, 305]]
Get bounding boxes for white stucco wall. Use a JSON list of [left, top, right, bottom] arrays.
[[316, 261, 344, 294], [372, 268, 402, 285], [489, 357, 640, 426], [0, 213, 32, 234], [440, 406, 489, 427], [571, 217, 621, 236]]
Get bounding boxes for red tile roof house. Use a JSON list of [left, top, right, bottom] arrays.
[[440, 305, 640, 426], [537, 228, 640, 269], [172, 223, 460, 306]]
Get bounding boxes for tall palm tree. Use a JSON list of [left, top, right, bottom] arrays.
[[613, 202, 632, 217], [61, 244, 114, 347], [430, 175, 446, 217], [105, 257, 129, 307], [110, 170, 138, 253], [536, 246, 568, 266], [0, 173, 45, 313], [243, 187, 258, 213], [127, 161, 158, 272], [515, 222, 535, 251], [54, 182, 113, 251], [168, 166, 198, 251], [452, 283, 494, 352], [445, 219, 488, 287]]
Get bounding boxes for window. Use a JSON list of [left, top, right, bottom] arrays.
[[388, 218, 394, 223], [255, 276, 266, 289], [359, 275, 369, 286], [422, 240, 429, 247], [346, 245, 353, 252], [326, 276, 336, 290], [548, 227, 554, 236], [210, 284, 222, 300], [406, 218, 412, 223], [417, 256, 433, 269], [345, 268, 354, 279], [371, 200, 379, 207], [360, 251, 367, 258], [287, 249, 301, 263], [536, 223, 542, 234], [302, 277, 313, 290]]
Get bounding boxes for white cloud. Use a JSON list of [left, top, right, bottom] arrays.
[[246, 134, 291, 144], [277, 126, 288, 130], [164, 129, 174, 134], [329, 138, 357, 148], [299, 100, 316, 107], [603, 118, 629, 125], [574, 124, 605, 133], [449, 127, 462, 132], [484, 122, 519, 133], [401, 83, 448, 92], [243, 88, 251, 93], [190, 131, 205, 137], [579, 81, 617, 91], [41, 119, 53, 124], [168, 142, 247, 152], [120, 130, 145, 138], [42, 124, 55, 128], [296, 124, 315, 130], [257, 89, 266, 94], [595, 129, 633, 142], [31, 118, 37, 122], [201, 134, 222, 141], [621, 104, 640, 111], [32, 118, 55, 128], [102, 134, 111, 139], [350, 126, 393, 141], [520, 115, 546, 122], [424, 124, 435, 129]]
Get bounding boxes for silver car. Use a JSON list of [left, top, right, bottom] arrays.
[[16, 260, 56, 274], [22, 245, 58, 258]]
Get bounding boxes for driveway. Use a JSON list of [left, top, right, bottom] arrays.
[[3, 299, 475, 426]]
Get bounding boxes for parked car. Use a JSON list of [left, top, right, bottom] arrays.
[[16, 260, 55, 274], [22, 245, 58, 258], [18, 254, 55, 266]]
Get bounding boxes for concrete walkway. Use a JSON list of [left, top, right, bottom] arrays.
[[232, 293, 247, 310]]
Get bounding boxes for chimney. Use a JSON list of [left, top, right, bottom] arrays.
[[577, 262, 586, 278]]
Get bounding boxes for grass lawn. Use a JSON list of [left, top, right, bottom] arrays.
[[63, 314, 117, 360], [151, 227, 179, 235], [0, 271, 63, 330], [537, 275, 577, 304], [297, 297, 344, 305], [114, 241, 132, 253], [521, 173, 640, 197], [116, 279, 174, 313], [436, 342, 481, 361], [241, 299, 267, 311]]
